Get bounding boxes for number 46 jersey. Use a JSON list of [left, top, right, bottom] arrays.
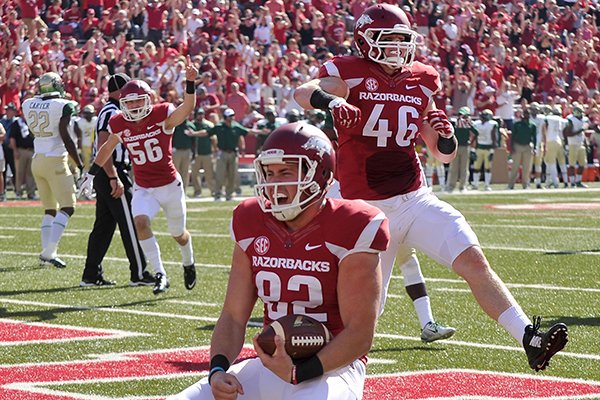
[[319, 56, 441, 200]]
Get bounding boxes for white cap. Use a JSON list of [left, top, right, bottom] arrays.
[[192, 8, 200, 14], [223, 108, 235, 117]]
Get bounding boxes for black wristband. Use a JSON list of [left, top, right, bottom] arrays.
[[88, 163, 101, 176], [309, 88, 338, 111], [437, 135, 457, 155], [186, 80, 195, 94], [108, 177, 118, 181], [294, 355, 324, 384], [208, 354, 230, 385]]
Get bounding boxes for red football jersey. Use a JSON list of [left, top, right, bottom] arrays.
[[319, 56, 442, 199], [231, 198, 390, 336], [108, 103, 178, 188]]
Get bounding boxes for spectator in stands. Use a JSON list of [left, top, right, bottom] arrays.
[[496, 81, 521, 132], [225, 82, 251, 123], [82, 9, 100, 40], [196, 85, 221, 118], [146, 0, 170, 45]]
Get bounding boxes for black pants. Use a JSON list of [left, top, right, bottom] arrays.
[[82, 166, 147, 281]]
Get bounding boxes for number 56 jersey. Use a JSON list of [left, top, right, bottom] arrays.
[[231, 197, 390, 335], [108, 103, 178, 188], [319, 56, 441, 200]]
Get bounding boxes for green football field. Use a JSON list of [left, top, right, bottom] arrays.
[[0, 184, 599, 399]]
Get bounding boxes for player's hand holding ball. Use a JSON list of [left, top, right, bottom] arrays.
[[254, 314, 332, 383]]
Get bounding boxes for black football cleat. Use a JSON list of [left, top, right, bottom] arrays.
[[153, 273, 170, 295], [523, 316, 568, 371], [39, 256, 67, 269], [80, 277, 116, 287], [183, 264, 196, 290], [129, 271, 155, 287]]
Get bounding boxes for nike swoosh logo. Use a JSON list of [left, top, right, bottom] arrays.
[[305, 243, 322, 251], [406, 85, 418, 90]]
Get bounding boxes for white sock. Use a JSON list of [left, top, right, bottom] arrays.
[[576, 174, 582, 183], [534, 177, 541, 185], [413, 296, 434, 329], [484, 171, 492, 186], [498, 305, 531, 343], [139, 236, 166, 276], [437, 166, 446, 187], [179, 237, 194, 266], [473, 172, 480, 188], [42, 211, 70, 259], [425, 165, 433, 187], [561, 170, 568, 184], [41, 214, 54, 251]]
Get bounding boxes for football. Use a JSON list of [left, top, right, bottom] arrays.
[[256, 314, 332, 360]]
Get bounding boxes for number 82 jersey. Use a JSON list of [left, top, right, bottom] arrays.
[[319, 56, 441, 200]]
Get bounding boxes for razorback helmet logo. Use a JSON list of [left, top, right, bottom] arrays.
[[301, 136, 331, 159], [355, 13, 374, 29]]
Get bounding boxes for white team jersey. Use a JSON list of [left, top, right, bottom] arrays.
[[532, 116, 546, 150], [544, 115, 567, 143], [22, 97, 76, 157], [473, 120, 498, 146], [566, 115, 587, 146], [77, 116, 97, 147]]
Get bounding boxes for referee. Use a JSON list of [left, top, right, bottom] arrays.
[[80, 73, 153, 287]]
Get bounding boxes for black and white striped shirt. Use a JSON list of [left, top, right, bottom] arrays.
[[93, 98, 129, 164]]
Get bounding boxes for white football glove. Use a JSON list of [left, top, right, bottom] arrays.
[[77, 173, 95, 198]]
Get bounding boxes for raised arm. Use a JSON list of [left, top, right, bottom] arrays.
[[164, 56, 197, 130]]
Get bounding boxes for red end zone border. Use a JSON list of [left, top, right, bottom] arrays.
[[0, 318, 149, 345], [2, 347, 600, 399]]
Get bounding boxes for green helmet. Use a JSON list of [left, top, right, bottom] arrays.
[[458, 106, 471, 116], [39, 72, 65, 98], [480, 109, 493, 121]]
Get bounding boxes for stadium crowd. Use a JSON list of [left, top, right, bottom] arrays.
[[1, 0, 600, 200]]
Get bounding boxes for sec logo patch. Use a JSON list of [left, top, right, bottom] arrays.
[[254, 236, 270, 255], [365, 77, 378, 92]]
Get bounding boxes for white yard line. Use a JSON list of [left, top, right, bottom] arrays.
[[0, 226, 230, 237], [389, 276, 600, 293], [374, 333, 600, 361], [0, 297, 596, 363]]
